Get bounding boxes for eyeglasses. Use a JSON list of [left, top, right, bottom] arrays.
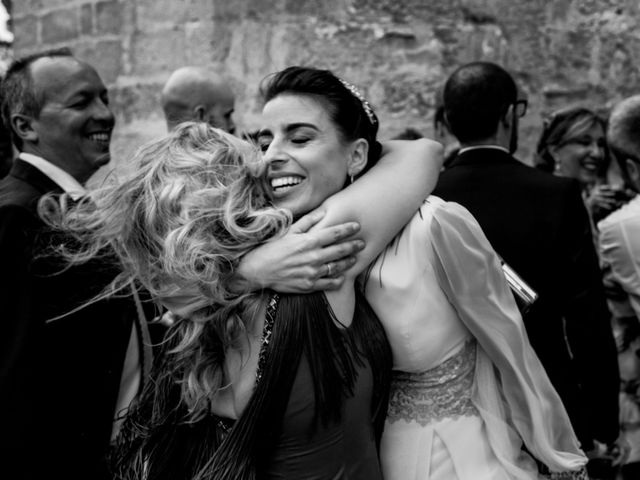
[[513, 99, 528, 118]]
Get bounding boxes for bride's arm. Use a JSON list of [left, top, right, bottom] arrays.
[[313, 138, 443, 279]]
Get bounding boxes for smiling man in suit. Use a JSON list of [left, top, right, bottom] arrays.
[[433, 62, 620, 466], [0, 48, 152, 480]]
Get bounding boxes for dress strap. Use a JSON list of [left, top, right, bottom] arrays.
[[257, 293, 279, 385], [215, 293, 280, 437]]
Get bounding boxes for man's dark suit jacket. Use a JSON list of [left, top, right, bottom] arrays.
[[0, 159, 141, 480], [433, 147, 619, 451]]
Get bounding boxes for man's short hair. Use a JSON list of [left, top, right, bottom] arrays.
[[608, 95, 640, 174], [443, 62, 518, 143], [433, 105, 446, 129], [0, 47, 74, 149]]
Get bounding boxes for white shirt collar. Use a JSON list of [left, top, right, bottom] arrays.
[[19, 152, 86, 200], [458, 145, 510, 155]]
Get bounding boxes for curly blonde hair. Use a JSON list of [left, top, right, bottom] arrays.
[[40, 122, 291, 417]]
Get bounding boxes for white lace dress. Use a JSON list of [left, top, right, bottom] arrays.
[[364, 197, 587, 480]]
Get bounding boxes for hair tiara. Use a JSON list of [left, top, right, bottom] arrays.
[[338, 78, 378, 127]]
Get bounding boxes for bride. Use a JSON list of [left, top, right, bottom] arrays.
[[364, 196, 587, 480]]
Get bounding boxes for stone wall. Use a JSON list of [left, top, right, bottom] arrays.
[[10, 0, 640, 171]]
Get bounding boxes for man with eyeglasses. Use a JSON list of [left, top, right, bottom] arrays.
[[433, 62, 621, 473]]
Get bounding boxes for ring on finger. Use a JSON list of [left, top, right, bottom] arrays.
[[326, 262, 333, 277]]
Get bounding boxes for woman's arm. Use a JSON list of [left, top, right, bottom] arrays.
[[313, 139, 443, 279], [232, 211, 365, 293]]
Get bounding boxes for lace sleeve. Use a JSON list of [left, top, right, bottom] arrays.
[[429, 200, 587, 473]]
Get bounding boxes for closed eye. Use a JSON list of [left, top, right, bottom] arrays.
[[69, 97, 90, 108]]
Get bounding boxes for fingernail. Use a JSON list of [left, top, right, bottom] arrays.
[[349, 256, 357, 265], [354, 240, 365, 249], [349, 222, 361, 232]]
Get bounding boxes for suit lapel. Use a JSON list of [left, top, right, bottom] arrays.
[[10, 159, 64, 195]]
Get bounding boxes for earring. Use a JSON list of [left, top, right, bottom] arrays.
[[350, 174, 354, 184]]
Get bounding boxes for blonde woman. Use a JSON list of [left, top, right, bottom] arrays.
[[42, 113, 441, 480]]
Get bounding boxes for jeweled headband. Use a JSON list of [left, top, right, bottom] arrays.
[[338, 78, 378, 127]]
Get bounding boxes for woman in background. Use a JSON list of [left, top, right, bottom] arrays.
[[535, 106, 634, 223]]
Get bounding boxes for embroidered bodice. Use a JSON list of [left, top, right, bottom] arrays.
[[386, 340, 478, 426]]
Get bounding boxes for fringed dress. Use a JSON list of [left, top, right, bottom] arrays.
[[247, 291, 391, 479]]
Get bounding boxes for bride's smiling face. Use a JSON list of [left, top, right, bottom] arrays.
[[257, 94, 354, 218]]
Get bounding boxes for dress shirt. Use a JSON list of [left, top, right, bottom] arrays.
[[112, 320, 141, 440], [457, 145, 510, 156], [598, 195, 640, 319]]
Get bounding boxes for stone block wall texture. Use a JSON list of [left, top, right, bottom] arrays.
[[10, 0, 640, 172]]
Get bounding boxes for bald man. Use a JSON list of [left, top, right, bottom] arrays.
[[161, 66, 235, 133]]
